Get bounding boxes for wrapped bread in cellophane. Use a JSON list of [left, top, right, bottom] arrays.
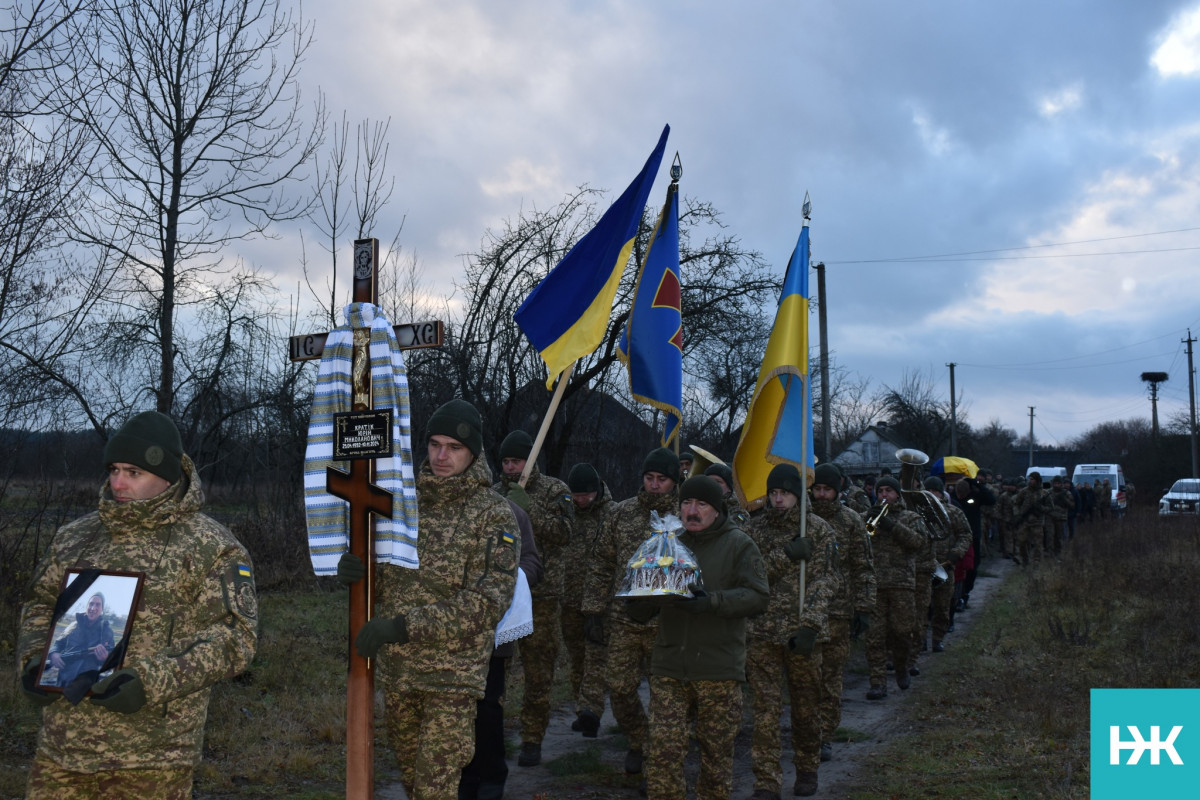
[[615, 512, 704, 598]]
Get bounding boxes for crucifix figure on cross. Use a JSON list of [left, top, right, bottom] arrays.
[[295, 237, 441, 800]]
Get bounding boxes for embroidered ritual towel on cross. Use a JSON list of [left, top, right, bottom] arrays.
[[304, 303, 420, 574]]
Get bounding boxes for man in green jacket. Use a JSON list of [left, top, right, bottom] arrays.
[[640, 475, 769, 800], [18, 411, 257, 800]]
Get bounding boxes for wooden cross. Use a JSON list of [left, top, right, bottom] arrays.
[[290, 237, 442, 800]]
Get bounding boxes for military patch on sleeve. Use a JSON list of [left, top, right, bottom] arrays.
[[491, 530, 518, 576], [225, 562, 258, 621]]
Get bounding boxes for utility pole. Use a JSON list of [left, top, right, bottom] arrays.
[[1140, 371, 1169, 442], [1028, 406, 1035, 468], [1186, 329, 1198, 478], [816, 261, 831, 463], [947, 362, 957, 456]]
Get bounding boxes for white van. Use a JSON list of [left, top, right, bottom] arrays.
[[1072, 463, 1126, 513], [1026, 466, 1068, 483]]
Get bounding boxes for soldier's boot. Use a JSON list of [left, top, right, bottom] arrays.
[[820, 741, 833, 762], [794, 770, 819, 796], [517, 741, 541, 767], [932, 640, 945, 653], [896, 670, 911, 690], [578, 709, 601, 738], [624, 747, 644, 774], [866, 684, 887, 700]]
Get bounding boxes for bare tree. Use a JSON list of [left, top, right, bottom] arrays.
[[62, 0, 324, 415], [875, 368, 960, 457]]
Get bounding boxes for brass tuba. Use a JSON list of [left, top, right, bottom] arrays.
[[894, 448, 951, 541], [687, 445, 725, 480]]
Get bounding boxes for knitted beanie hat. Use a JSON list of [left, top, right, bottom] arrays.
[[103, 411, 183, 484], [876, 475, 902, 494], [641, 447, 680, 482], [680, 475, 725, 510], [426, 399, 483, 455], [703, 462, 734, 489], [812, 463, 842, 490], [499, 430, 533, 460], [567, 463, 601, 493], [923, 475, 945, 492], [767, 463, 806, 499]]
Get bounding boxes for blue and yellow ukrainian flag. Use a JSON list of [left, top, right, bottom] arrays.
[[733, 223, 816, 509], [515, 125, 670, 388], [618, 179, 683, 446]]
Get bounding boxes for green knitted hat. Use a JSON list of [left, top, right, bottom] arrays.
[[567, 463, 601, 493], [641, 447, 680, 482], [812, 463, 842, 490], [923, 475, 945, 492], [703, 462, 734, 490], [499, 430, 533, 460], [767, 463, 806, 499], [103, 411, 183, 484], [680, 475, 724, 510], [876, 475, 902, 494], [426, 399, 483, 455]]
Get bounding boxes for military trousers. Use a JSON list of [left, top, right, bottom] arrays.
[[1015, 521, 1043, 565], [518, 596, 562, 745], [560, 603, 607, 720], [866, 587, 915, 688], [747, 635, 823, 790], [605, 614, 656, 752], [910, 569, 934, 669], [930, 575, 956, 644], [384, 688, 476, 800], [26, 754, 192, 800], [819, 615, 852, 742], [646, 675, 742, 800]]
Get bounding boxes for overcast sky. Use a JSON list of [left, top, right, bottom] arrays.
[[257, 0, 1200, 446]]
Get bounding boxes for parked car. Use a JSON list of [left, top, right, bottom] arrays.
[[1159, 479, 1200, 516]]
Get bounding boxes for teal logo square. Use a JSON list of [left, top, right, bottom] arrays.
[[1091, 689, 1200, 799]]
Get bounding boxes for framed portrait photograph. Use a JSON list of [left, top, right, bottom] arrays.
[[37, 569, 145, 696]]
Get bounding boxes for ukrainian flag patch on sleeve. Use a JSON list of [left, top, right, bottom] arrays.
[[502, 532, 515, 545], [238, 564, 252, 578]]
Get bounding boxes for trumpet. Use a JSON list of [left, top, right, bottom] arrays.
[[864, 502, 890, 536]]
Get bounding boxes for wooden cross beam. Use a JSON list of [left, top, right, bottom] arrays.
[[290, 237, 441, 800]]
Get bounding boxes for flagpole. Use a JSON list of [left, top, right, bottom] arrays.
[[519, 360, 576, 488], [798, 195, 812, 619]]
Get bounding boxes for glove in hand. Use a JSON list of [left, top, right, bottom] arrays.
[[355, 614, 409, 658], [784, 535, 814, 562], [877, 510, 897, 532], [506, 484, 531, 512], [337, 552, 366, 586], [89, 668, 147, 715], [681, 585, 712, 614], [21, 658, 58, 707], [786, 626, 819, 655]]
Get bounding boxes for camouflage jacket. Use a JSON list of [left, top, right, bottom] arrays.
[[811, 498, 876, 619], [1048, 486, 1076, 521], [744, 505, 838, 644], [17, 456, 257, 773], [868, 501, 929, 590], [495, 466, 573, 600], [843, 485, 872, 516], [936, 502, 974, 566], [581, 486, 680, 624], [1013, 485, 1053, 530], [994, 490, 1016, 531], [378, 456, 519, 698], [649, 514, 769, 682], [561, 482, 615, 612], [724, 495, 750, 527]]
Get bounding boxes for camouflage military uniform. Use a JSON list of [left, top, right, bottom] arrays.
[[811, 498, 875, 746], [744, 506, 838, 793], [929, 502, 972, 646], [1012, 481, 1052, 565], [495, 467, 573, 748], [582, 486, 679, 756], [378, 456, 519, 799], [644, 512, 769, 800], [994, 485, 1015, 558], [864, 502, 928, 690], [559, 482, 614, 726], [1048, 483, 1075, 555], [843, 483, 872, 516], [18, 455, 257, 800]]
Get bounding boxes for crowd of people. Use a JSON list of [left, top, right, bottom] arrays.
[[18, 402, 1120, 800]]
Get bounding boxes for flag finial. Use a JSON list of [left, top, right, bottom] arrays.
[[802, 191, 812, 221], [671, 152, 682, 183]]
